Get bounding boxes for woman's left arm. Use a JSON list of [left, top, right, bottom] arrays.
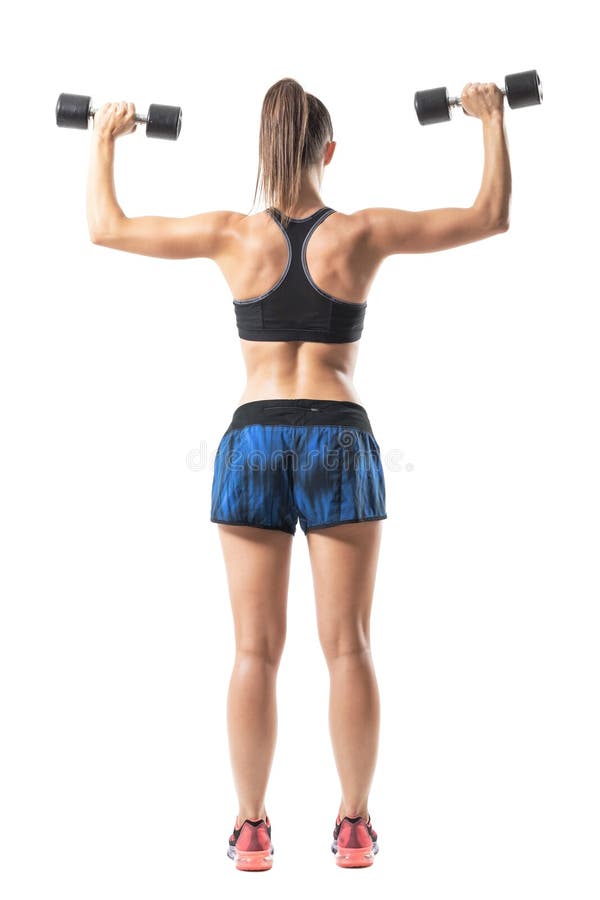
[[87, 102, 243, 259]]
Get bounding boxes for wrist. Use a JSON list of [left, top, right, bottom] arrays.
[[92, 130, 115, 146], [481, 111, 504, 127]]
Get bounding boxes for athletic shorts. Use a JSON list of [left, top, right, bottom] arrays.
[[210, 398, 387, 536]]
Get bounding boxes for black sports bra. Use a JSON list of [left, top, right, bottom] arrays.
[[233, 206, 367, 343]]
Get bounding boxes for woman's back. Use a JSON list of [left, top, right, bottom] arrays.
[[215, 206, 383, 404]]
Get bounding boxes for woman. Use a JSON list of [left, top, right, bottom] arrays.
[[87, 76, 510, 870]]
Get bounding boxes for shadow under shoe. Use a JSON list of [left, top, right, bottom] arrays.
[[227, 815, 274, 871], [331, 814, 379, 868]]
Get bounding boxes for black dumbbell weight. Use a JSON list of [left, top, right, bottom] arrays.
[[414, 69, 543, 126], [56, 93, 182, 140]]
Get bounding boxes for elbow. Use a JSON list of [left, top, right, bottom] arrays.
[[473, 204, 510, 235], [490, 217, 510, 234], [89, 230, 105, 245], [89, 216, 127, 248], [89, 216, 125, 245]]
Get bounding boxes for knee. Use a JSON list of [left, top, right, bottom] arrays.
[[318, 631, 371, 665], [235, 634, 286, 668]]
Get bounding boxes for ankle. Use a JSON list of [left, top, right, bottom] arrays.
[[237, 810, 267, 827], [338, 807, 369, 821]]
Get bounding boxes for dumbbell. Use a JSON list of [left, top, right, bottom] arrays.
[[55, 93, 182, 140], [414, 69, 543, 126]]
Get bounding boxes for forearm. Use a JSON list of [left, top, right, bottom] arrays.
[[473, 113, 512, 227], [87, 134, 126, 239]]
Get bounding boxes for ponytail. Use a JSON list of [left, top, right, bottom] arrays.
[[251, 77, 333, 229]]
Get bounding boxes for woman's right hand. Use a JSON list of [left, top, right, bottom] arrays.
[[460, 82, 504, 120]]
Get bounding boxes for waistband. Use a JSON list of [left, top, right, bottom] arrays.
[[226, 398, 373, 434]]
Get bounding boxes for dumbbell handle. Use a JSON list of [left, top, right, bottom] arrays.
[[88, 104, 149, 125], [447, 87, 507, 109]]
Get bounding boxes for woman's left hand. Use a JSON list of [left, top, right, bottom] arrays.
[[93, 101, 137, 140]]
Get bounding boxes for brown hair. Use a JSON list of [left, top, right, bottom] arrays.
[[250, 77, 334, 229]]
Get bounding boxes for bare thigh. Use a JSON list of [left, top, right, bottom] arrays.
[[217, 524, 294, 664], [307, 520, 383, 658]]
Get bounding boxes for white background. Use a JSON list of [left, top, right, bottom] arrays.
[[1, 0, 598, 897]]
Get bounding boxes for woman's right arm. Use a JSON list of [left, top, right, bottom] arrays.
[[360, 82, 511, 256]]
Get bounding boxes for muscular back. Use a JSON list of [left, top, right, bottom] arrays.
[[215, 209, 384, 404]]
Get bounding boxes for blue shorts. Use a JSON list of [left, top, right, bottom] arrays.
[[210, 398, 387, 536]]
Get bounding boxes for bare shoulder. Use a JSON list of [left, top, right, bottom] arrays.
[[328, 209, 369, 240], [225, 209, 274, 241]]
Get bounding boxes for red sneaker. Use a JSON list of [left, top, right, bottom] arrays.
[[227, 815, 274, 871], [331, 813, 379, 867]]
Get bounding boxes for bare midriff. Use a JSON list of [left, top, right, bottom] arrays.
[[236, 338, 363, 405]]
